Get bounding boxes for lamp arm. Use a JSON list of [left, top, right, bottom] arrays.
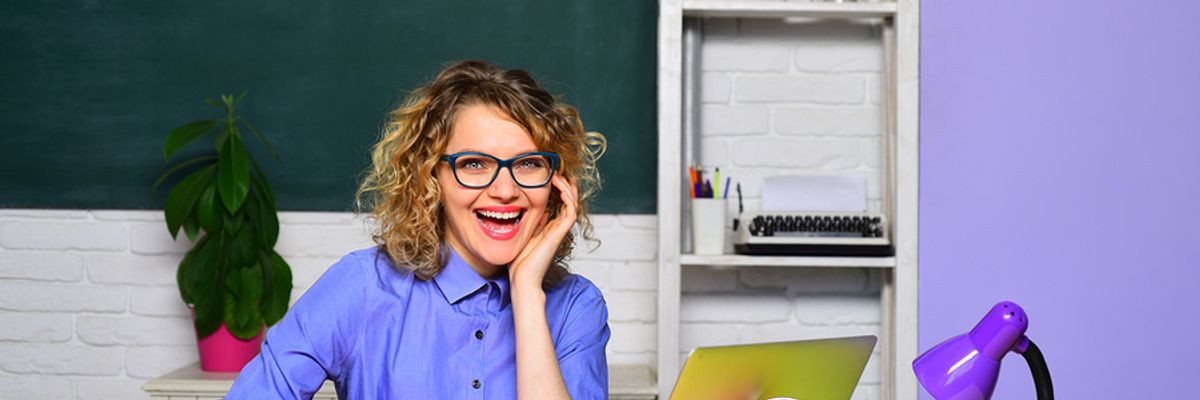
[[1019, 340, 1054, 400]]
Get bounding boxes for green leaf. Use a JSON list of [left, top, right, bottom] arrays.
[[194, 295, 223, 339], [205, 98, 224, 109], [227, 224, 258, 270], [249, 158, 276, 207], [163, 165, 214, 239], [243, 192, 262, 245], [224, 264, 264, 340], [238, 118, 280, 162], [256, 191, 279, 248], [150, 156, 216, 196], [259, 251, 292, 325], [163, 120, 217, 162], [245, 191, 261, 223], [224, 211, 244, 236], [177, 246, 197, 304], [187, 234, 220, 298], [195, 184, 223, 233], [222, 290, 239, 334], [218, 132, 251, 212], [213, 127, 230, 150], [182, 213, 200, 242], [192, 236, 226, 339]]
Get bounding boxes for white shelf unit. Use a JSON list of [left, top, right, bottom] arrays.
[[656, 1, 920, 399]]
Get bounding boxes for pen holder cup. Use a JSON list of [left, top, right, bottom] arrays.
[[691, 198, 727, 255]]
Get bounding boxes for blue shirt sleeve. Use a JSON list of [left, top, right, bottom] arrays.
[[553, 276, 611, 400], [227, 252, 372, 399]]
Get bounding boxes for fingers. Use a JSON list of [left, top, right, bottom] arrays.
[[552, 175, 578, 215], [509, 175, 579, 284], [550, 175, 577, 236], [537, 207, 551, 232]]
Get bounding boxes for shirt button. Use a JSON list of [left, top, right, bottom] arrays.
[[472, 379, 481, 389], [475, 330, 484, 340]]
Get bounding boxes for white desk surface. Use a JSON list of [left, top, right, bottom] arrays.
[[144, 363, 657, 399]]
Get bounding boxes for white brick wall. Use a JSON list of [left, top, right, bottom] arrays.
[[0, 210, 661, 399], [698, 17, 884, 212], [0, 209, 879, 399], [0, 210, 368, 399], [680, 17, 886, 399]]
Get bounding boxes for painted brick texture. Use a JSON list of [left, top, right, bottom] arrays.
[[1, 211, 879, 398], [0, 210, 659, 399], [698, 17, 885, 213]]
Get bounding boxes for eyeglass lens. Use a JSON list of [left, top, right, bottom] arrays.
[[453, 154, 554, 187]]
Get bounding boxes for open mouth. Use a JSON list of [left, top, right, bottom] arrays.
[[474, 208, 525, 240]]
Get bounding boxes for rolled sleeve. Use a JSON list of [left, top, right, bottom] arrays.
[[555, 277, 611, 400]]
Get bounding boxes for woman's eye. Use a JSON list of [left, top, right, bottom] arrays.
[[517, 159, 546, 169], [458, 159, 488, 171]]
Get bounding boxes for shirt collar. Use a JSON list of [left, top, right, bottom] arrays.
[[433, 246, 510, 307], [492, 270, 511, 310]]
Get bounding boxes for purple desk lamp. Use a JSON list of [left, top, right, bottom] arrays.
[[912, 301, 1054, 400]]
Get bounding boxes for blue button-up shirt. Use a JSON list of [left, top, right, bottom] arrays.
[[227, 246, 610, 399]]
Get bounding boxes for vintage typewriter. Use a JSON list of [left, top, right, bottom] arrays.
[[734, 211, 893, 257]]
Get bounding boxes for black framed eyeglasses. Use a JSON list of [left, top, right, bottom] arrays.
[[439, 151, 560, 189]]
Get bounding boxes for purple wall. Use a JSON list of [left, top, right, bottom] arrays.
[[920, 1, 1200, 399]]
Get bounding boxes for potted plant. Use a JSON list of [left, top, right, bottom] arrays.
[[152, 92, 293, 372]]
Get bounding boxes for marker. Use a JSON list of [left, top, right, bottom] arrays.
[[733, 182, 744, 232], [688, 166, 697, 198], [737, 183, 743, 213], [722, 177, 731, 199], [713, 168, 720, 199]]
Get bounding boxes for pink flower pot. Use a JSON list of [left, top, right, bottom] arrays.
[[192, 311, 265, 372]]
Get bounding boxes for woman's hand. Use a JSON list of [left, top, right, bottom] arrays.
[[509, 174, 576, 399], [509, 174, 577, 291]]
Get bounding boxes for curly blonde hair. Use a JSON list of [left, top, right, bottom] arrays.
[[356, 60, 606, 288]]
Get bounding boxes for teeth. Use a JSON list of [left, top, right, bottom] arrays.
[[478, 210, 520, 220]]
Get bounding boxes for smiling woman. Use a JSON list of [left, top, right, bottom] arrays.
[[361, 60, 606, 287], [225, 60, 611, 399]]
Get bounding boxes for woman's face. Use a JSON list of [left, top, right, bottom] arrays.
[[438, 104, 552, 277]]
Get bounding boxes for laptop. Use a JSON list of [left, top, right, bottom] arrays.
[[669, 335, 877, 400]]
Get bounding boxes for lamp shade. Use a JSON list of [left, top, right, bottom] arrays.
[[913, 301, 1030, 400]]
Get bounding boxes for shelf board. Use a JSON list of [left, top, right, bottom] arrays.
[[680, 253, 896, 268], [609, 364, 658, 399], [683, 1, 896, 19]]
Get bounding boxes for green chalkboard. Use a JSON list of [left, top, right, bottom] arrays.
[[1, 1, 657, 213]]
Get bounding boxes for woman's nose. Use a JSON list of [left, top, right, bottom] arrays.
[[486, 168, 520, 200]]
